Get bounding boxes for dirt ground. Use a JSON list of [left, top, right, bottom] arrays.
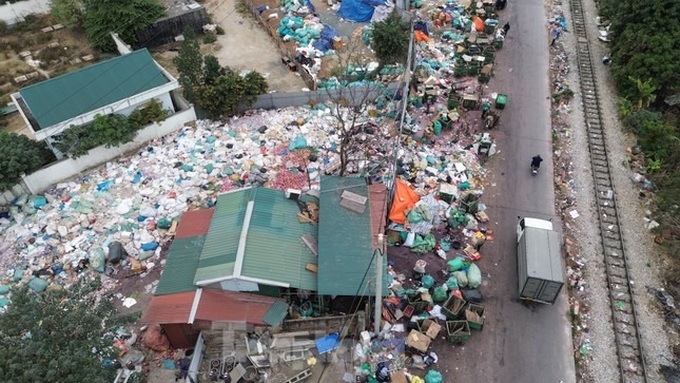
[[203, 0, 308, 92]]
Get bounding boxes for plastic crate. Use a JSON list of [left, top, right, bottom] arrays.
[[446, 320, 470, 344], [465, 303, 485, 330]]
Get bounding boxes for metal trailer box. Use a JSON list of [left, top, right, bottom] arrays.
[[516, 218, 564, 304]]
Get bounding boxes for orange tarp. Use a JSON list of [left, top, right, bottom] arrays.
[[389, 180, 420, 224], [473, 17, 485, 32], [415, 30, 429, 43]]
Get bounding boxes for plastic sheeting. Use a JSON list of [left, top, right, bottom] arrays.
[[338, 0, 385, 22], [389, 179, 421, 224]]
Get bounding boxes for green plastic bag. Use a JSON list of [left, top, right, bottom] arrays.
[[445, 276, 459, 290], [453, 270, 468, 287], [433, 286, 448, 302], [157, 218, 172, 229], [425, 370, 443, 383], [411, 233, 436, 254], [433, 120, 442, 135], [421, 274, 435, 289], [468, 263, 482, 288], [0, 285, 9, 295], [447, 257, 465, 271], [0, 297, 8, 308], [90, 249, 106, 273], [28, 277, 49, 292]]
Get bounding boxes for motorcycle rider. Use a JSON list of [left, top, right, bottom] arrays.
[[531, 155, 543, 170]]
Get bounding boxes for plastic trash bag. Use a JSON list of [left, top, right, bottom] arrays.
[[421, 274, 435, 289], [453, 270, 468, 287], [28, 277, 49, 292], [447, 257, 465, 271], [403, 232, 416, 247], [462, 288, 483, 303], [90, 249, 106, 273], [467, 263, 482, 288], [433, 286, 448, 302], [445, 276, 458, 290], [425, 370, 443, 383]]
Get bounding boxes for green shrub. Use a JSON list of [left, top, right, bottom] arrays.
[[0, 132, 55, 191], [215, 25, 225, 35], [203, 33, 217, 44]]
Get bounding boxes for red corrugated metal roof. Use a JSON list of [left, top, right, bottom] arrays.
[[195, 290, 279, 325], [141, 291, 195, 324], [175, 209, 214, 239], [141, 289, 280, 326], [369, 183, 388, 249]]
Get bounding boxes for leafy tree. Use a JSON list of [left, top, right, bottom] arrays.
[[0, 132, 55, 191], [174, 28, 203, 102], [83, 0, 164, 52], [637, 118, 678, 159], [94, 113, 136, 147], [371, 11, 410, 67], [0, 278, 136, 383], [49, 0, 86, 29], [203, 54, 225, 86], [601, 0, 680, 103], [243, 71, 268, 100]]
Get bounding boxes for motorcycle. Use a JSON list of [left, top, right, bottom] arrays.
[[531, 164, 539, 176]]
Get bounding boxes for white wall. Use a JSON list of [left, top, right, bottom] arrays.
[[21, 107, 197, 194], [0, 0, 50, 25]]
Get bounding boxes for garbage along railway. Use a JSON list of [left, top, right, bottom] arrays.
[[569, 0, 647, 380]]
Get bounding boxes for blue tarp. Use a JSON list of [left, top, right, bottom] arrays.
[[337, 0, 384, 22], [312, 23, 338, 52], [316, 333, 340, 354]]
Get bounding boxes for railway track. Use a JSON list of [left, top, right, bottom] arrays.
[[568, 0, 647, 381]]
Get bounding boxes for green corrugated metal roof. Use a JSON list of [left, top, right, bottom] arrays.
[[317, 176, 385, 296], [19, 49, 169, 130], [194, 189, 249, 284], [155, 236, 205, 295], [262, 301, 290, 326], [240, 188, 318, 291]]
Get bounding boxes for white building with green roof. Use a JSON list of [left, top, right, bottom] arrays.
[[11, 48, 182, 143]]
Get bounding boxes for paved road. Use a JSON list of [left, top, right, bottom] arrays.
[[433, 1, 576, 382]]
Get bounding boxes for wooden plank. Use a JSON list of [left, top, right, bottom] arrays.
[[300, 233, 318, 256], [305, 263, 318, 273]]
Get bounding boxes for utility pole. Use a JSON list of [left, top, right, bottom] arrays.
[[374, 234, 385, 336]]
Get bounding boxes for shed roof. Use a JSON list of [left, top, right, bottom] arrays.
[[141, 291, 194, 324], [19, 49, 169, 130], [317, 176, 387, 296], [194, 289, 280, 325], [194, 187, 317, 291], [154, 236, 205, 295], [175, 209, 214, 239], [142, 289, 281, 325]]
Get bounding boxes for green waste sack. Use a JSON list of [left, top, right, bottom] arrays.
[[433, 120, 442, 135], [467, 263, 482, 288], [180, 164, 194, 172], [447, 257, 465, 271], [156, 218, 172, 229], [204, 163, 215, 174], [433, 286, 448, 302], [90, 249, 106, 273], [0, 297, 9, 308], [445, 276, 459, 290], [28, 277, 49, 292], [0, 285, 9, 295], [425, 370, 443, 383], [410, 233, 436, 254], [421, 274, 435, 289], [453, 270, 468, 287], [407, 210, 424, 223]]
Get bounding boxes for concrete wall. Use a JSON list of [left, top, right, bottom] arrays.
[[20, 107, 196, 194], [243, 83, 400, 112]]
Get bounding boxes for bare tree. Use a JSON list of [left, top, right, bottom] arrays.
[[320, 34, 403, 177]]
